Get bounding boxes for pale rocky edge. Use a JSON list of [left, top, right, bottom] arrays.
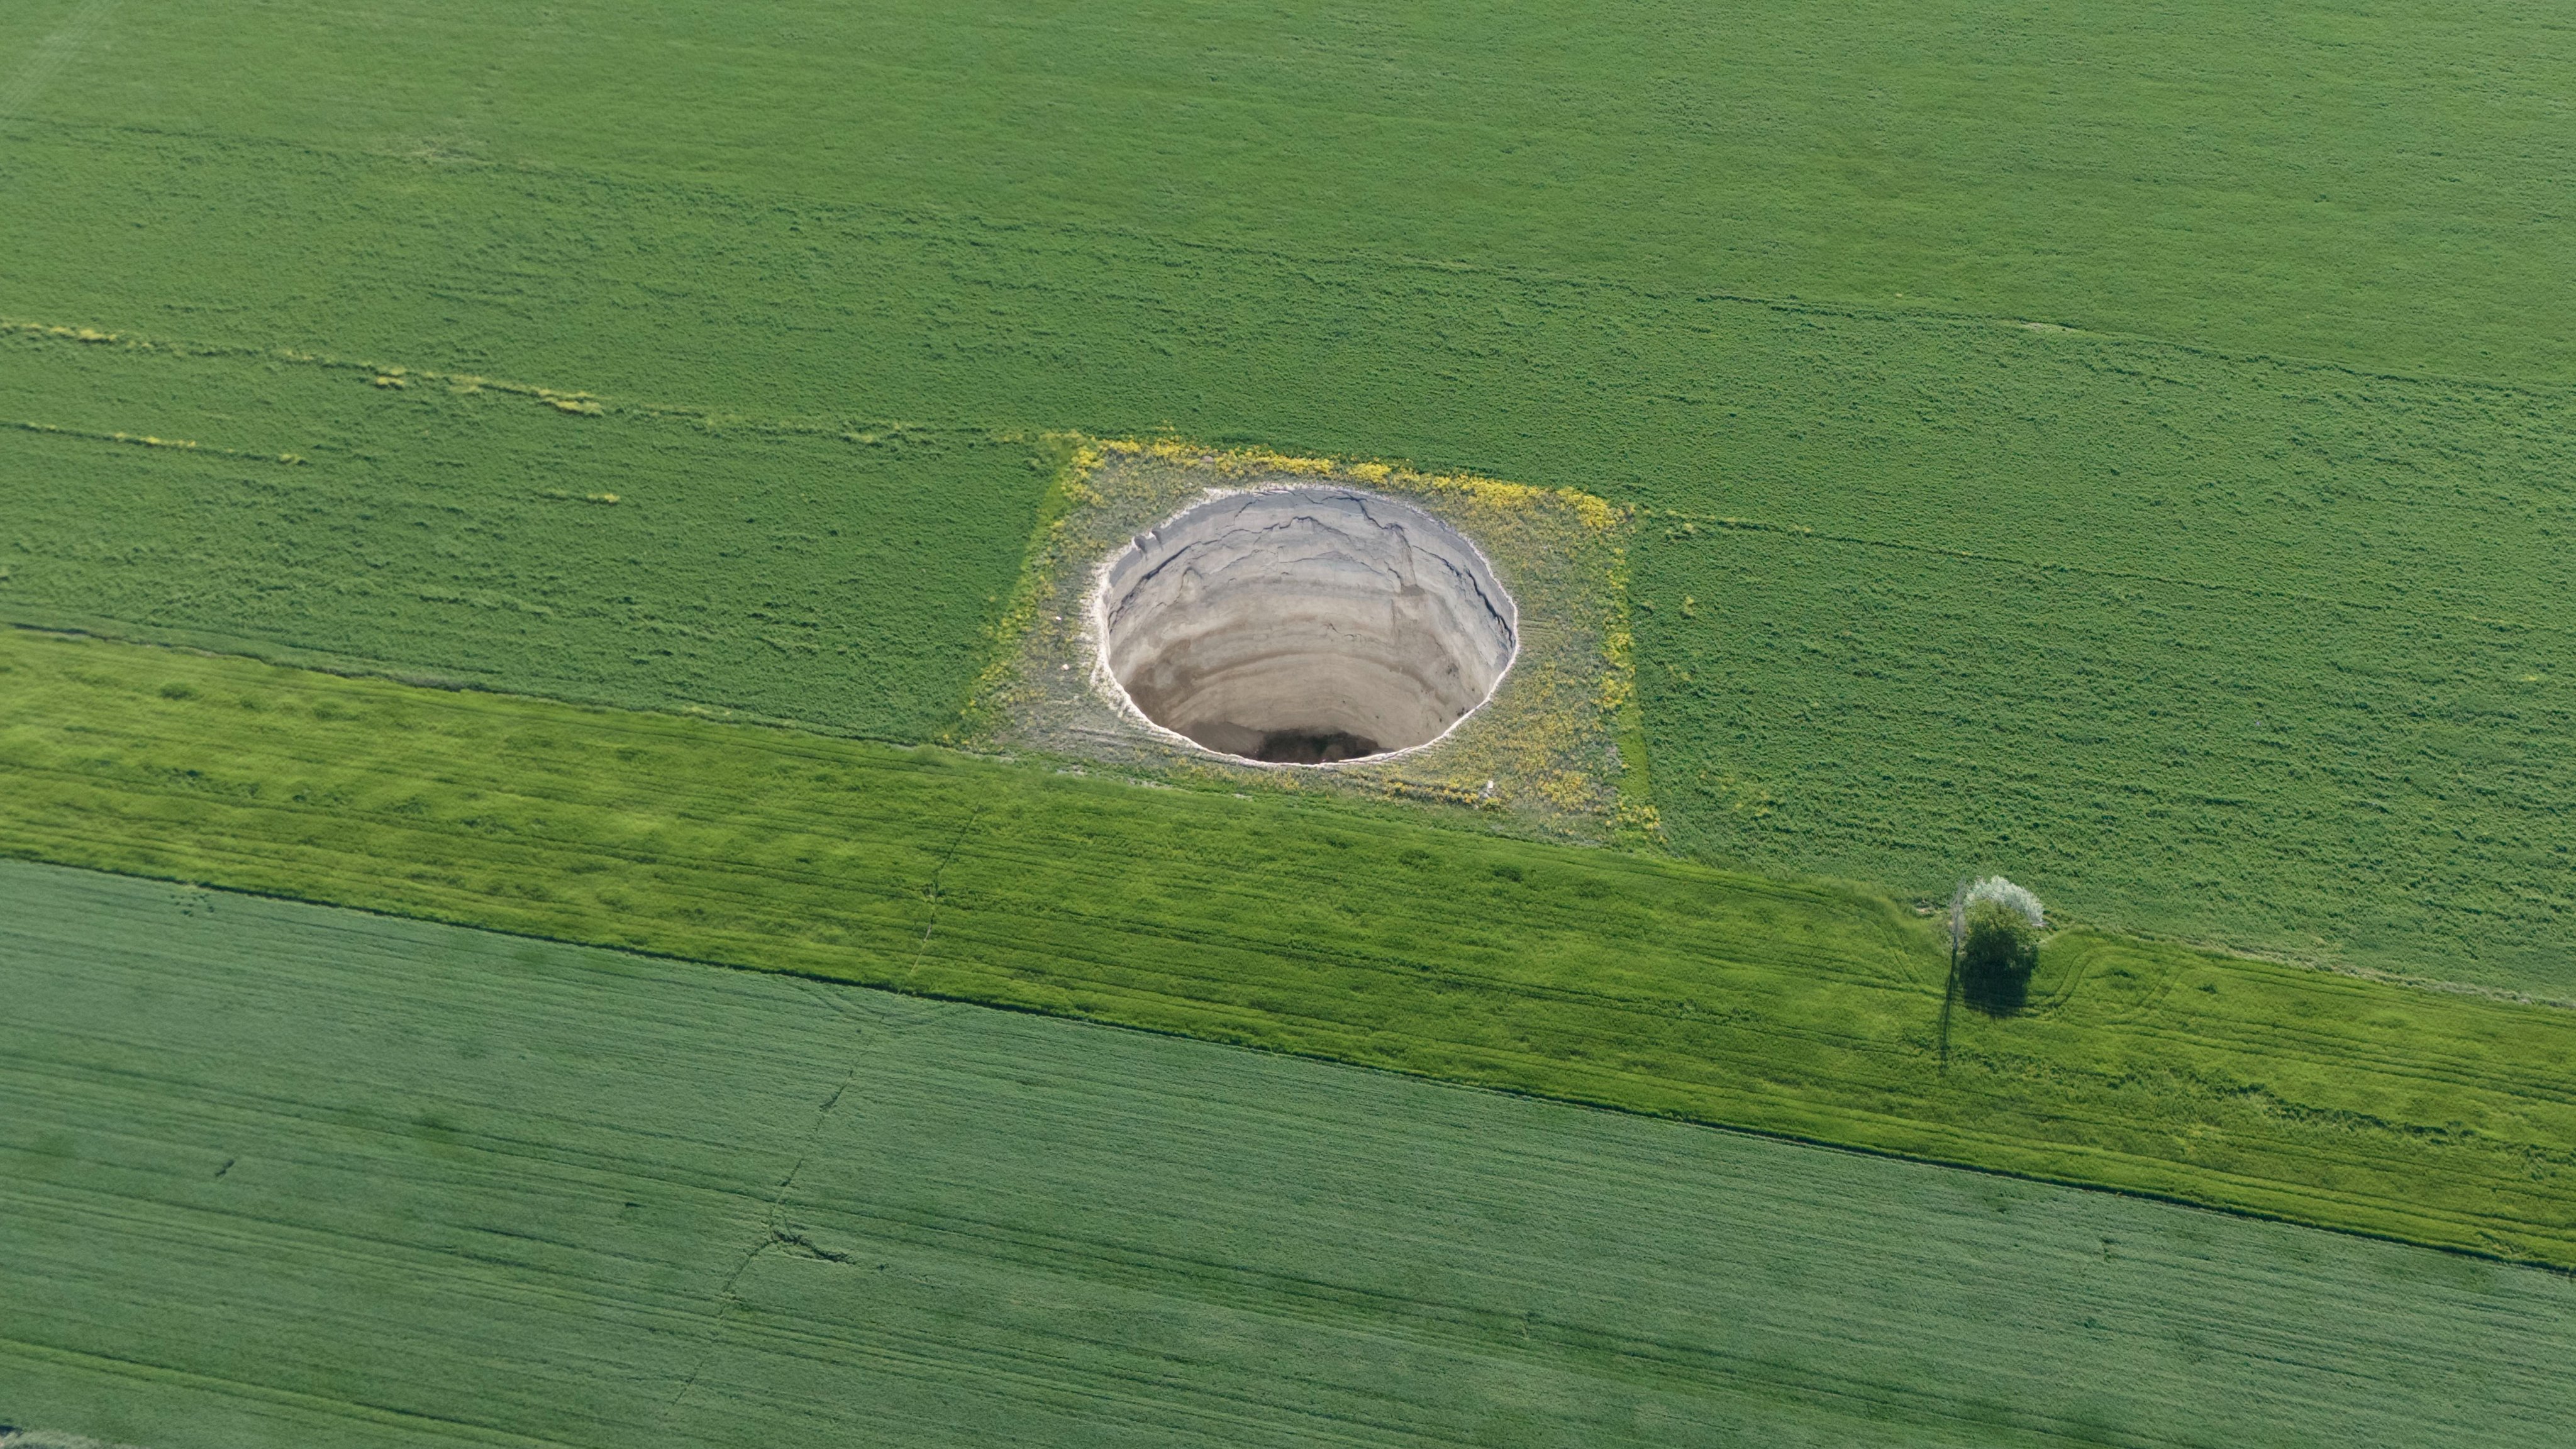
[[1096, 487, 1516, 763]]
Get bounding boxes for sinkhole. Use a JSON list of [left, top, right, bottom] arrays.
[[1094, 487, 1518, 765]]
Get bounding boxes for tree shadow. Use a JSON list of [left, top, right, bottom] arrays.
[[1958, 955, 2033, 1016]]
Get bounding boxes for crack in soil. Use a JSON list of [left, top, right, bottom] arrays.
[[660, 805, 985, 1421]]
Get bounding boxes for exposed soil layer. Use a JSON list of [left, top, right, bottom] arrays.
[[1096, 489, 1516, 763]]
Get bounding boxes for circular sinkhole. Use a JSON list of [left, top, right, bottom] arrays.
[[1094, 487, 1518, 765]]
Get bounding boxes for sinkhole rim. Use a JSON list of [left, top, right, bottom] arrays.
[[1089, 485, 1520, 769]]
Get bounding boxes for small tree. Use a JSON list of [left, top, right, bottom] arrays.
[[1962, 897, 2040, 975], [1953, 876, 2045, 1012]]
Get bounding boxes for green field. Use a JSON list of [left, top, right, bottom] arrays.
[[6, 4, 2574, 1440], [0, 324, 1050, 738], [8, 628, 2572, 1270], [5, 1, 2573, 987], [7, 0, 2573, 381], [9, 857, 2576, 1448]]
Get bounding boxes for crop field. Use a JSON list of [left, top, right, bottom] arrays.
[[10, 857, 2576, 1448], [7, 628, 2573, 1271], [5, 1, 2574, 1440], [6, 323, 2568, 988], [6, 0, 2573, 380], [4, 1, 2573, 989], [0, 324, 1050, 738]]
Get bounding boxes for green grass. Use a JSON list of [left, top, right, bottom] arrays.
[[0, 326, 1050, 739], [5, 628, 2572, 1271], [1636, 503, 2576, 991], [6, 3, 2575, 990], [8, 9, 2570, 1437], [8, 286, 2573, 995], [8, 0, 2575, 382], [10, 855, 2576, 1449]]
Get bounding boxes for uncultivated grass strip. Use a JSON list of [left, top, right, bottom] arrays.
[[1, 628, 2571, 1269]]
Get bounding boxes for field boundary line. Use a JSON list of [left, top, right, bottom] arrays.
[[3, 414, 305, 467], [0, 314, 984, 442]]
